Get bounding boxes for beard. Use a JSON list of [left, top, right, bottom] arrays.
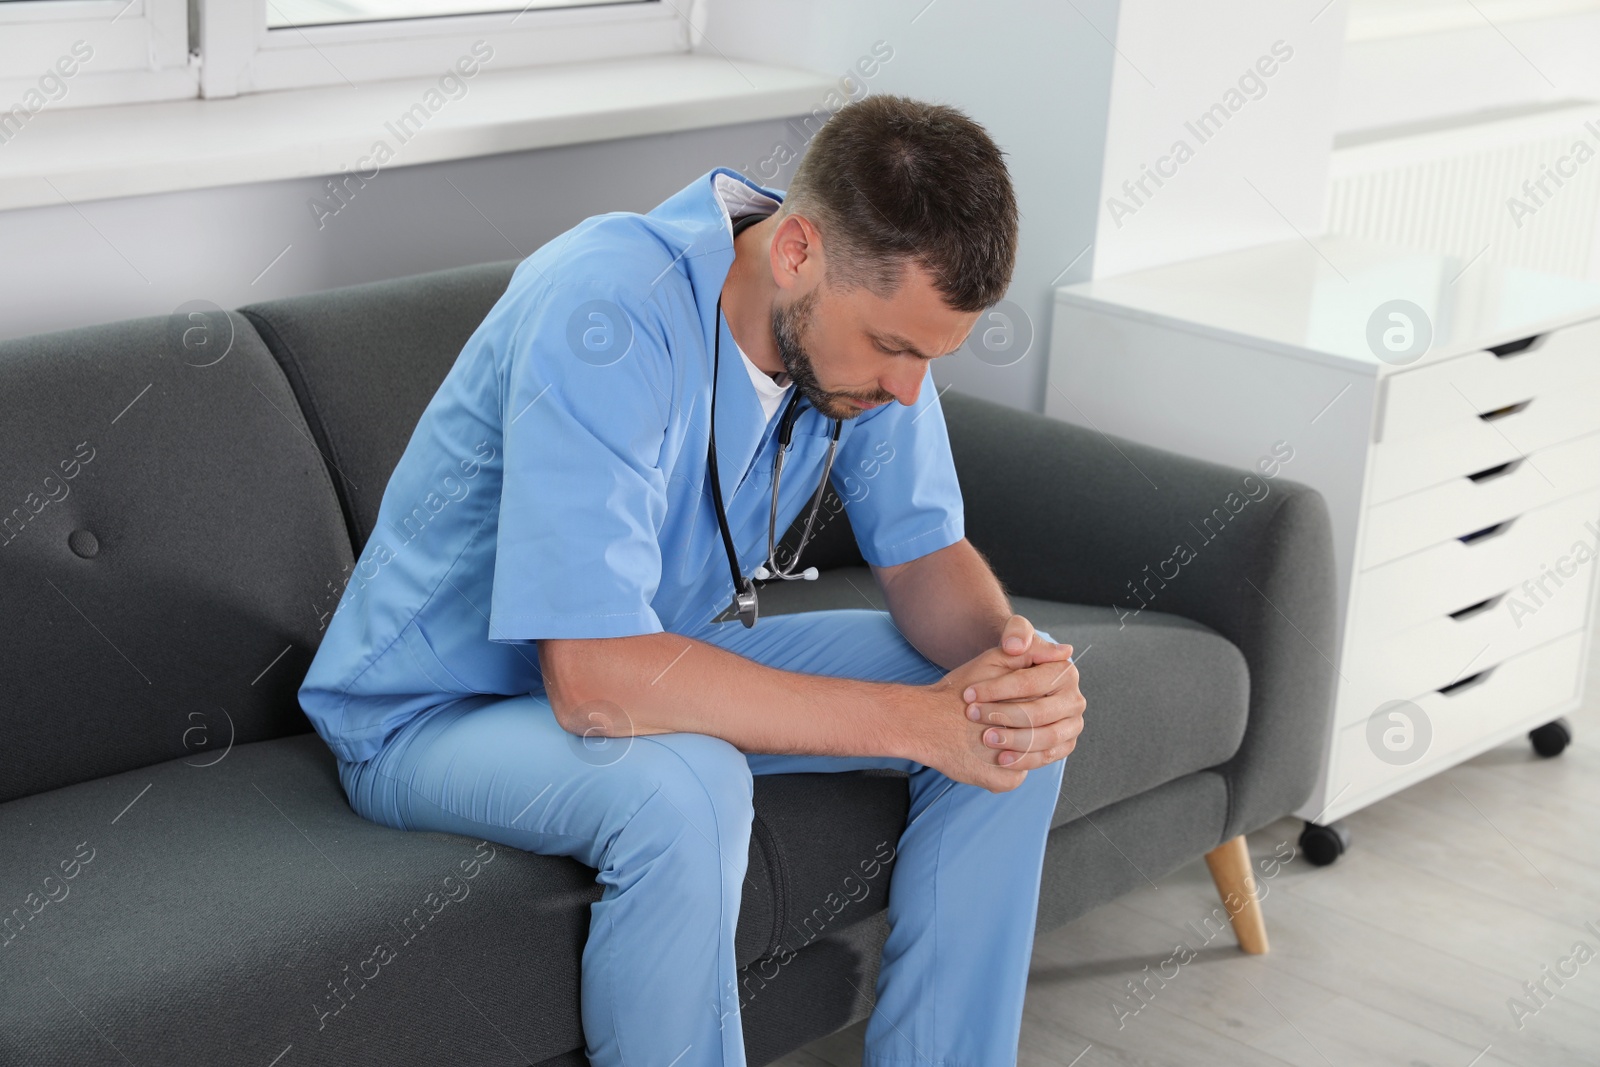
[[770, 286, 886, 420]]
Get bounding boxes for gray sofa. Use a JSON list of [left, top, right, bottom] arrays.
[[0, 259, 1337, 1065]]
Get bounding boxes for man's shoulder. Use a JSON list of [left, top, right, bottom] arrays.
[[510, 177, 730, 309], [482, 171, 739, 371], [478, 212, 707, 387], [503, 217, 667, 302]]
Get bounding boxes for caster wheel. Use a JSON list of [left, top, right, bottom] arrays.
[[1529, 718, 1572, 758], [1299, 821, 1350, 867]]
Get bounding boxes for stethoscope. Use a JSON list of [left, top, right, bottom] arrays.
[[707, 294, 842, 628]]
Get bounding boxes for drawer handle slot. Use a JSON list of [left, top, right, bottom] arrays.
[[1439, 665, 1497, 697], [1479, 398, 1533, 423], [1490, 334, 1542, 358], [1467, 458, 1521, 484], [1448, 592, 1507, 621], [1459, 518, 1515, 545]]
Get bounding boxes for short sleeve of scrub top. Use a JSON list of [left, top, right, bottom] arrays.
[[829, 361, 966, 568], [487, 282, 674, 643]]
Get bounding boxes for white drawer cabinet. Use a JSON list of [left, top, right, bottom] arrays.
[[1044, 236, 1600, 861]]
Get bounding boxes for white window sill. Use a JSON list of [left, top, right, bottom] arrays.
[[0, 54, 836, 213]]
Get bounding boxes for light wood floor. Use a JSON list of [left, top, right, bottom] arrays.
[[776, 639, 1600, 1067]]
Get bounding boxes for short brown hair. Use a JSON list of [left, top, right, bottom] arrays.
[[777, 94, 1018, 313]]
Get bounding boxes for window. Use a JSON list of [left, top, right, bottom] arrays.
[[201, 0, 679, 98], [0, 0, 196, 111], [0, 0, 681, 107], [265, 1, 628, 30]]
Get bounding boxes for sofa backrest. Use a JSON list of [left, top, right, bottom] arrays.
[[240, 260, 524, 553], [0, 312, 353, 803]]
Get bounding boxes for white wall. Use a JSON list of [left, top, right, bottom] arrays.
[[1335, 10, 1600, 136], [0, 117, 794, 343], [1090, 0, 1349, 277]]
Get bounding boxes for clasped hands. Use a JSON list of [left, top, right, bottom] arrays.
[[932, 614, 1085, 784]]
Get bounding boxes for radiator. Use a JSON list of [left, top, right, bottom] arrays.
[[1326, 102, 1600, 281]]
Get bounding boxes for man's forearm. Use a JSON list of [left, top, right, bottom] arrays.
[[875, 538, 1014, 670], [538, 632, 928, 759]]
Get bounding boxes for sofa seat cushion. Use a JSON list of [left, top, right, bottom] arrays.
[[758, 566, 1251, 828], [0, 731, 908, 1065]]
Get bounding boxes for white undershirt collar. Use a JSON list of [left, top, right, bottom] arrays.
[[713, 173, 792, 424]]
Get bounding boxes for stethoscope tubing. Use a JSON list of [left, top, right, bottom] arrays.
[[707, 295, 841, 625], [764, 390, 841, 580]]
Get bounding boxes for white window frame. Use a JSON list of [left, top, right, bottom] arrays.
[[0, 0, 197, 110], [196, 0, 687, 98]]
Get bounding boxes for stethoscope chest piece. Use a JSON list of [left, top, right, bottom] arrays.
[[732, 576, 759, 628]]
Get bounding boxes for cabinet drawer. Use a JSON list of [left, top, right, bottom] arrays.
[[1330, 628, 1586, 801], [1360, 429, 1600, 570], [1352, 489, 1600, 640], [1376, 316, 1600, 445], [1369, 372, 1600, 503], [1342, 554, 1595, 725]]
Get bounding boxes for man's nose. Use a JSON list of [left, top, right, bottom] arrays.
[[883, 366, 924, 406]]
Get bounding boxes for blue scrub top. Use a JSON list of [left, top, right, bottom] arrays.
[[299, 167, 967, 764]]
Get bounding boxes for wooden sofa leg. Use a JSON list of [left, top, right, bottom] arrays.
[[1204, 835, 1269, 954]]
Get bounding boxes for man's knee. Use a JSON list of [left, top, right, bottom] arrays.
[[618, 732, 756, 841], [1026, 755, 1068, 817], [858, 612, 945, 685]]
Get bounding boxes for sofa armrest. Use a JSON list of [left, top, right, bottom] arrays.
[[941, 390, 1338, 840]]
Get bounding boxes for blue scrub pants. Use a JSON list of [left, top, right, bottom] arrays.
[[337, 609, 1066, 1066]]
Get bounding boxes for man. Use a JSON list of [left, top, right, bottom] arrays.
[[300, 93, 1086, 1066]]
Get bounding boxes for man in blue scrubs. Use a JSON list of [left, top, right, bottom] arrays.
[[301, 94, 1086, 1066]]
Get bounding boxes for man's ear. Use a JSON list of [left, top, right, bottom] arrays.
[[769, 213, 824, 293]]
